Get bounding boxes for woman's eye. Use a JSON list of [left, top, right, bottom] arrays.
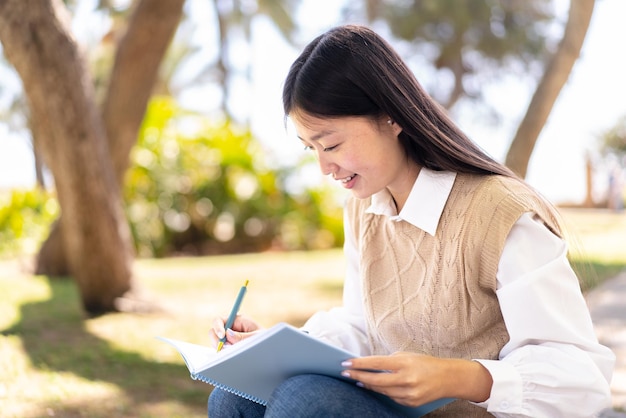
[[302, 144, 337, 152]]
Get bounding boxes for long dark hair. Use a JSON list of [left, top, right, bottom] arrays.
[[283, 24, 516, 178]]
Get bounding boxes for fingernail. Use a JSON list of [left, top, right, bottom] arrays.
[[356, 381, 364, 388], [226, 329, 235, 337], [341, 371, 350, 378], [341, 361, 352, 367]]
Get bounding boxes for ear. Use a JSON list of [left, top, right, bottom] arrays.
[[387, 119, 403, 136]]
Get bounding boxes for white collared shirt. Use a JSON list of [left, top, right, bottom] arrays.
[[303, 168, 615, 417]]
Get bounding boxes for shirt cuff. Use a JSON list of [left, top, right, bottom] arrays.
[[474, 359, 524, 414]]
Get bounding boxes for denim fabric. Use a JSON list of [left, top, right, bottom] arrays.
[[208, 386, 266, 418], [208, 374, 404, 417]]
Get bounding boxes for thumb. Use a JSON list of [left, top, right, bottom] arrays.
[[226, 328, 244, 344]]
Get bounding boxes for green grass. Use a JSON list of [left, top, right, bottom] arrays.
[[0, 250, 346, 418], [0, 208, 624, 417], [560, 208, 626, 291]]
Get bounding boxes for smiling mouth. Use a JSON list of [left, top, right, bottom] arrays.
[[339, 174, 356, 183]]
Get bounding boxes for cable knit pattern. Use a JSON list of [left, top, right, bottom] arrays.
[[345, 173, 561, 417]]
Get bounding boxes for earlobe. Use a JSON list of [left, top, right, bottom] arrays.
[[385, 118, 402, 135], [383, 117, 402, 136], [390, 122, 403, 137]]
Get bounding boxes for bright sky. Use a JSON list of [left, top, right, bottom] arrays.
[[516, 0, 626, 204], [1, 0, 625, 205]]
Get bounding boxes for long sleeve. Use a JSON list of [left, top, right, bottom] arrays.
[[475, 212, 615, 417], [301, 210, 371, 355]]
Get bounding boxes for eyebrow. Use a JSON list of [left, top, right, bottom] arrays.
[[297, 130, 334, 142]]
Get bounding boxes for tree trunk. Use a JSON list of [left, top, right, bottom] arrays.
[[33, 0, 185, 276], [0, 0, 133, 314], [103, 0, 186, 185], [35, 220, 69, 276], [29, 116, 70, 275], [504, 0, 595, 178]]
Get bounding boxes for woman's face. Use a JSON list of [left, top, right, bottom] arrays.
[[292, 112, 417, 202]]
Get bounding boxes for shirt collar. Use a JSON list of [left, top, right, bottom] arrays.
[[365, 168, 456, 236]]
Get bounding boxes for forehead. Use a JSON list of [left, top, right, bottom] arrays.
[[290, 111, 336, 130], [290, 111, 375, 135]]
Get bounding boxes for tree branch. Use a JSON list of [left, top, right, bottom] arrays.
[[505, 0, 595, 178]]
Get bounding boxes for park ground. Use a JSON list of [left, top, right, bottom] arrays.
[[1, 207, 625, 417]]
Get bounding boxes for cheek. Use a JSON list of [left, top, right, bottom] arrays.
[[340, 152, 365, 173], [343, 137, 387, 174]]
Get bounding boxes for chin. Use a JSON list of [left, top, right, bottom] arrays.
[[350, 189, 374, 200]]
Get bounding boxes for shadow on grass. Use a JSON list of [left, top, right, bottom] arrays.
[[3, 277, 209, 418], [2, 271, 341, 418]]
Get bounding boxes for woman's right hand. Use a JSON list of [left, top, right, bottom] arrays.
[[209, 315, 263, 349]]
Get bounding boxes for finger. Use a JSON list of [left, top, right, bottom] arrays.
[[212, 317, 227, 339], [346, 355, 397, 372], [230, 315, 248, 332], [232, 315, 261, 333], [225, 329, 242, 344], [226, 328, 263, 345], [341, 370, 416, 406], [342, 367, 395, 386]]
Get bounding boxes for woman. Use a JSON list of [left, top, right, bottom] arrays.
[[208, 24, 614, 417]]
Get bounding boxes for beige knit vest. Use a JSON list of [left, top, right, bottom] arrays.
[[345, 173, 561, 417]]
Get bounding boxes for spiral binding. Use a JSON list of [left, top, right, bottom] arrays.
[[192, 372, 267, 406]]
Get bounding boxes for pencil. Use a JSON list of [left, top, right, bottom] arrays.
[[216, 279, 249, 352]]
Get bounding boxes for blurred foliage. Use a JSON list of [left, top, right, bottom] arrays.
[[381, 0, 553, 60], [0, 98, 345, 259], [0, 188, 59, 258], [123, 97, 343, 258], [596, 114, 626, 210], [347, 0, 555, 109], [600, 115, 626, 157]]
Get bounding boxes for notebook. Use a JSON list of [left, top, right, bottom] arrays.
[[158, 322, 454, 417]]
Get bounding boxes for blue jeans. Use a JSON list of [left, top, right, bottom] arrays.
[[207, 374, 405, 417]]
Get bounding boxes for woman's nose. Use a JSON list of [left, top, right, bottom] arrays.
[[317, 153, 336, 176]]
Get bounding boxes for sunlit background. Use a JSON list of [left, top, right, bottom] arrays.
[[2, 2, 626, 416], [1, 0, 625, 205]]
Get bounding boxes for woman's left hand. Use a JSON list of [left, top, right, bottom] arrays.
[[341, 352, 492, 407]]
